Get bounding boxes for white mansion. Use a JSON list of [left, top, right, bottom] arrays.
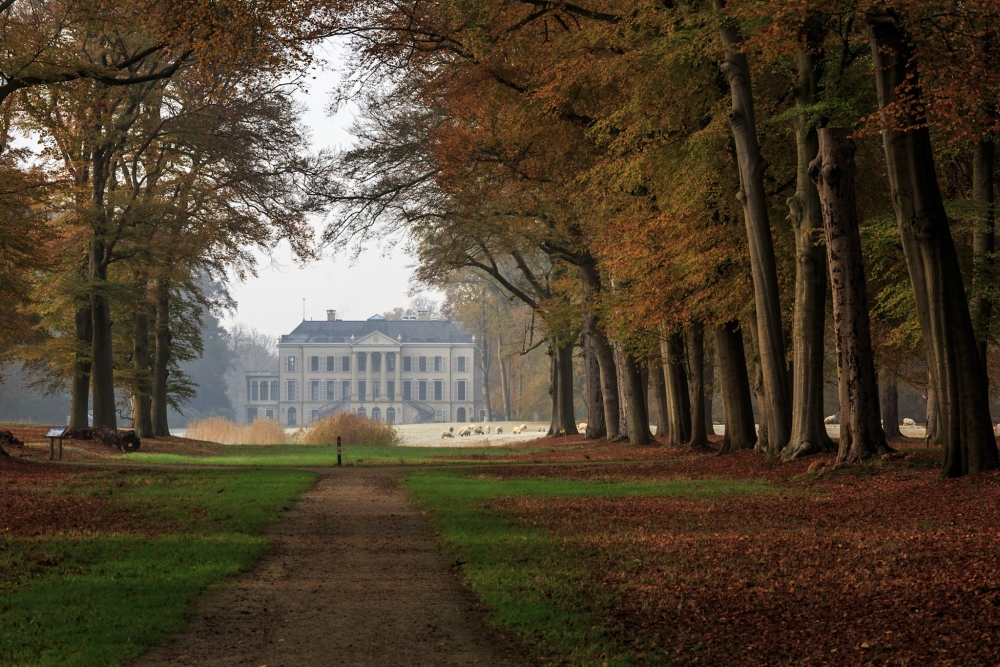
[[244, 311, 481, 426]]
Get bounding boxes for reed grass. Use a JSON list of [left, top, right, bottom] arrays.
[[185, 416, 287, 445], [301, 412, 400, 446]]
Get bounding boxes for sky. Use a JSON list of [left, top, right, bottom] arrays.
[[220, 45, 437, 338]]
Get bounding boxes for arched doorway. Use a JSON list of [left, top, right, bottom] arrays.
[[287, 407, 297, 426], [456, 407, 466, 423], [357, 407, 366, 419], [371, 407, 381, 422], [386, 407, 395, 424]]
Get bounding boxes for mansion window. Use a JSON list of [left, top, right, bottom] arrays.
[[387, 353, 396, 372], [418, 356, 427, 372], [311, 409, 320, 423], [403, 356, 411, 372], [457, 356, 466, 372], [251, 381, 259, 401], [260, 382, 269, 401], [387, 380, 395, 401], [457, 380, 466, 401], [434, 356, 443, 372], [327, 380, 336, 401], [372, 353, 381, 373], [418, 380, 427, 402], [326, 356, 336, 371], [372, 381, 380, 399], [402, 380, 411, 401], [310, 380, 320, 401], [434, 380, 443, 401], [310, 356, 320, 372], [287, 407, 297, 426], [357, 353, 367, 372], [342, 380, 351, 400], [342, 355, 351, 372], [358, 380, 366, 402], [287, 380, 297, 401], [271, 381, 279, 401], [287, 356, 296, 372]]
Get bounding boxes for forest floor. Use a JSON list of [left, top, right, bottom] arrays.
[[3, 433, 999, 666]]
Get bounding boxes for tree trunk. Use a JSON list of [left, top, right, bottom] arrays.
[[703, 342, 715, 437], [715, 322, 757, 454], [662, 331, 691, 447], [580, 258, 621, 439], [480, 336, 493, 422], [925, 371, 939, 447], [715, 0, 792, 450], [613, 342, 630, 440], [868, 10, 998, 475], [972, 135, 995, 392], [152, 279, 172, 437], [811, 128, 891, 462], [581, 329, 606, 439], [556, 340, 579, 435], [497, 331, 513, 422], [132, 304, 154, 438], [784, 38, 837, 461], [652, 356, 669, 440], [548, 344, 558, 434], [89, 239, 116, 430], [69, 305, 92, 430], [748, 318, 770, 454], [687, 323, 710, 450], [622, 349, 650, 445], [882, 382, 902, 440]]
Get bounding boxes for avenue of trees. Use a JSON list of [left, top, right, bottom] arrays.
[[4, 1, 1000, 479], [320, 0, 1000, 477]]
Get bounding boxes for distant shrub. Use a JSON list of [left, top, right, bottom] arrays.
[[186, 417, 286, 445], [302, 413, 400, 446]]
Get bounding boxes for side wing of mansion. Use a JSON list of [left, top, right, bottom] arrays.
[[244, 312, 481, 426]]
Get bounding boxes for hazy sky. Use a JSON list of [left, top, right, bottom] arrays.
[[221, 45, 437, 338]]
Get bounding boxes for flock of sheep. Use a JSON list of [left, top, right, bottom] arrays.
[[440, 423, 545, 438], [823, 415, 917, 426]]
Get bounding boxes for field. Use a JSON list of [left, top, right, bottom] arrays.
[[0, 462, 315, 667], [3, 428, 999, 665]]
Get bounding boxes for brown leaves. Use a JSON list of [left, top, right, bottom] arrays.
[[483, 445, 1000, 665]]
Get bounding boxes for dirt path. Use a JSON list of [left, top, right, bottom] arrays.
[[134, 468, 522, 667]]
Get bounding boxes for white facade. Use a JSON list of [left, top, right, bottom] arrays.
[[245, 315, 479, 426]]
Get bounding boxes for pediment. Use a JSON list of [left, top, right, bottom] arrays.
[[353, 331, 397, 346]]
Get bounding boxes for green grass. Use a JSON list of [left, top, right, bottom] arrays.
[[1, 468, 316, 667], [124, 443, 542, 467], [402, 469, 774, 666]]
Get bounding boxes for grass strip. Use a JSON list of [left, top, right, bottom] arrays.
[[124, 443, 542, 467], [1, 468, 316, 667], [402, 468, 773, 666]]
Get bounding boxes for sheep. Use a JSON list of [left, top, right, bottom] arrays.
[[441, 430, 454, 439], [496, 426, 503, 434], [520, 424, 528, 431], [486, 425, 492, 434], [474, 425, 484, 435], [538, 427, 544, 432], [458, 426, 473, 437], [577, 422, 588, 432], [512, 426, 523, 434], [824, 414, 838, 424], [902, 417, 916, 426]]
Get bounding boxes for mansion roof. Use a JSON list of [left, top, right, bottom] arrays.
[[280, 320, 473, 345]]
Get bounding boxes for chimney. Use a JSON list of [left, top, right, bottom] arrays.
[[417, 310, 428, 321], [326, 309, 336, 321]]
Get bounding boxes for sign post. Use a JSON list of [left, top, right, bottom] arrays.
[[337, 436, 342, 466], [44, 427, 67, 461]]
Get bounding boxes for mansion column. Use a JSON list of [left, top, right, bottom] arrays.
[[350, 346, 357, 404], [380, 352, 386, 404]]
